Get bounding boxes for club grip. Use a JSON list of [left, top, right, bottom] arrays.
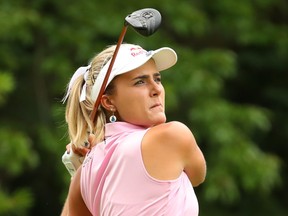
[[62, 149, 84, 177]]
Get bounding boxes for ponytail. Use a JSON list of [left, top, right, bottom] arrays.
[[64, 45, 117, 148]]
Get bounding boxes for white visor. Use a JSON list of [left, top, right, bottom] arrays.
[[91, 44, 177, 102]]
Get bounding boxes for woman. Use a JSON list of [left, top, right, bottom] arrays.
[[61, 43, 206, 216]]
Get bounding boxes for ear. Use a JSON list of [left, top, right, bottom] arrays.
[[101, 95, 115, 111]]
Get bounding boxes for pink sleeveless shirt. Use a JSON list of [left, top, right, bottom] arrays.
[[81, 122, 199, 216]]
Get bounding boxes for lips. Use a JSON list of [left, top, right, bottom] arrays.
[[150, 103, 162, 109]]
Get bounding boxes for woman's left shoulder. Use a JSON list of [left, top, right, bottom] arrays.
[[152, 121, 193, 136], [148, 121, 195, 145]]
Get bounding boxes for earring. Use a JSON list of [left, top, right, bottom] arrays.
[[109, 109, 117, 123]]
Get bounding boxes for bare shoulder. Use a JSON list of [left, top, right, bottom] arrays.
[[147, 121, 196, 149], [142, 121, 206, 185], [151, 120, 190, 132], [141, 121, 198, 180]]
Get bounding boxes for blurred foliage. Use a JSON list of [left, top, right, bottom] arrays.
[[0, 0, 287, 215], [0, 189, 33, 216], [0, 128, 38, 176], [0, 73, 14, 105]]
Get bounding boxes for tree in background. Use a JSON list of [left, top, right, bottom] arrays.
[[0, 0, 287, 215], [160, 1, 287, 215], [0, 57, 38, 215]]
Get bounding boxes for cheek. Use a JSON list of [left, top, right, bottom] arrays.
[[117, 102, 144, 123], [114, 92, 143, 116], [158, 87, 165, 108]]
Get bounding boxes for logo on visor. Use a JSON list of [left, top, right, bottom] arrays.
[[130, 47, 146, 57]]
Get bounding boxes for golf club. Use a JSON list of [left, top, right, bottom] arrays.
[[90, 8, 162, 123], [62, 8, 162, 176]]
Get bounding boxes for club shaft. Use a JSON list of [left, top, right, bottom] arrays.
[[90, 25, 128, 124]]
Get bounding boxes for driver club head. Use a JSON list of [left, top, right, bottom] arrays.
[[125, 8, 162, 36]]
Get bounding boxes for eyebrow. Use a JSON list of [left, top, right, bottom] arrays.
[[132, 72, 161, 80]]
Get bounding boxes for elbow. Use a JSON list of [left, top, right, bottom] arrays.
[[191, 175, 206, 187], [188, 164, 207, 187]]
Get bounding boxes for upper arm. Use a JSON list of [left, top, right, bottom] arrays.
[[146, 121, 206, 186], [67, 167, 92, 216], [172, 122, 206, 186]]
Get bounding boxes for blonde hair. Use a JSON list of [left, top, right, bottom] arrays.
[[64, 45, 117, 148]]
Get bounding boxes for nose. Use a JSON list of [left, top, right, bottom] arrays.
[[150, 81, 162, 97]]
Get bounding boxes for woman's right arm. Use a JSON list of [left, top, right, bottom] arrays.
[[61, 198, 69, 216], [61, 167, 92, 216], [61, 134, 95, 216]]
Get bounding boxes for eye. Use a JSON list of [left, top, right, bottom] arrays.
[[154, 75, 162, 83], [134, 79, 145, 85], [155, 77, 161, 83]]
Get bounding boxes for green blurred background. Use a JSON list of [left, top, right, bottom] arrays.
[[0, 0, 287, 215]]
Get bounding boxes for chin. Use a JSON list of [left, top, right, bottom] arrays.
[[129, 114, 166, 127], [151, 115, 166, 126]]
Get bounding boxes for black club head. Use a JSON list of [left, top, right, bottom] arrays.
[[125, 8, 162, 36]]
